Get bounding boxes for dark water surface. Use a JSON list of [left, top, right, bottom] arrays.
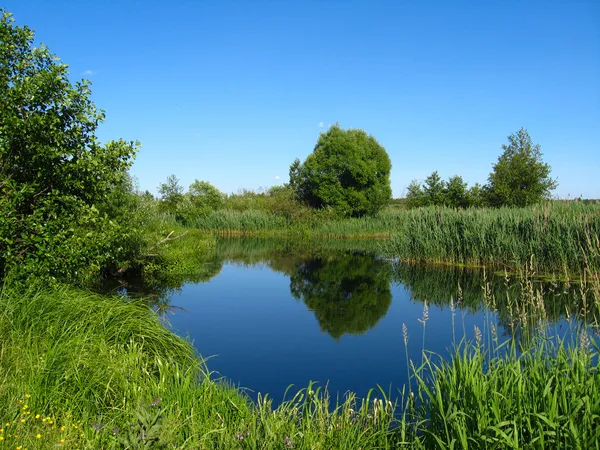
[[162, 238, 585, 404]]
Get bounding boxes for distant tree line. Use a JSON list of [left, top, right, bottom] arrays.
[[406, 128, 558, 208]]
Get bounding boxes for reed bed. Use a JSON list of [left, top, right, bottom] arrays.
[[185, 203, 600, 273], [382, 202, 600, 273]]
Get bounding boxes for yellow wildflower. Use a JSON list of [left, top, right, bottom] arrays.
[[60, 426, 65, 431], [35, 415, 40, 419], [19, 419, 25, 423], [36, 434, 41, 439], [0, 436, 3, 441], [60, 439, 65, 444], [25, 394, 31, 399]]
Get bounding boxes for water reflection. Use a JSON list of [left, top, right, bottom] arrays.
[[393, 263, 598, 340], [112, 237, 597, 340], [141, 238, 596, 403], [289, 256, 392, 339]]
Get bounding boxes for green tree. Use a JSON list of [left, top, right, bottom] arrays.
[[487, 128, 557, 207], [0, 10, 138, 283], [422, 171, 447, 206], [445, 175, 469, 208], [289, 125, 392, 217], [187, 180, 225, 212], [406, 180, 426, 208], [158, 174, 184, 213]]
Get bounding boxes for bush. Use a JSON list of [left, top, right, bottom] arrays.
[[290, 125, 392, 217]]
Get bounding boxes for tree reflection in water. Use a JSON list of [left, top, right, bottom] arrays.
[[289, 255, 392, 339]]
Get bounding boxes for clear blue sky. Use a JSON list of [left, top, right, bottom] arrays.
[[4, 0, 600, 198]]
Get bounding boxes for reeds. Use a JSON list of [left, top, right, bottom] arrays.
[[382, 202, 600, 274]]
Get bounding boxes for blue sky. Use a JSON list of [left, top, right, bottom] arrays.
[[4, 0, 600, 198]]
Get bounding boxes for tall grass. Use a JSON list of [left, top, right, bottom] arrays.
[[411, 336, 600, 448], [0, 284, 400, 449], [2, 270, 599, 448], [382, 202, 600, 273], [184, 202, 600, 273]]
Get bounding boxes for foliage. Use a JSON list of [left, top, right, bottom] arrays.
[[289, 125, 392, 217], [405, 128, 557, 209], [487, 128, 558, 207], [188, 179, 225, 212], [407, 172, 478, 209], [0, 10, 139, 284], [157, 174, 184, 214]]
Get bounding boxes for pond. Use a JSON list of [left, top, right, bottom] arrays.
[[151, 238, 588, 405]]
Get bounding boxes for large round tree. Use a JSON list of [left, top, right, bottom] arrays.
[[289, 125, 392, 217]]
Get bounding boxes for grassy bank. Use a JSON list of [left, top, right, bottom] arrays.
[[1, 282, 599, 449], [182, 202, 600, 274]]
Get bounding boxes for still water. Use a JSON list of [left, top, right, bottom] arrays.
[[161, 238, 583, 404]]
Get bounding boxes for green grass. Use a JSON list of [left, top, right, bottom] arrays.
[[1, 271, 599, 448], [381, 202, 600, 274], [0, 284, 400, 449], [180, 202, 600, 274]]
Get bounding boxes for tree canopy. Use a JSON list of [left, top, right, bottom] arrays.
[[289, 125, 392, 217], [0, 10, 138, 283], [487, 128, 557, 207], [405, 128, 557, 209]]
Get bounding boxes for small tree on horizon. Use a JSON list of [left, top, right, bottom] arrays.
[[487, 128, 557, 207]]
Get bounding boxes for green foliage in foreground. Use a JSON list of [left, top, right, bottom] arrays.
[[0, 11, 140, 284], [1, 284, 599, 449]]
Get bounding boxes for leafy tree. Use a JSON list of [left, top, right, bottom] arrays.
[[487, 128, 557, 207], [467, 183, 486, 208], [187, 180, 224, 212], [158, 174, 184, 213], [445, 175, 469, 208], [289, 125, 392, 217], [406, 180, 426, 208], [0, 10, 138, 283], [406, 172, 470, 208], [423, 171, 447, 206]]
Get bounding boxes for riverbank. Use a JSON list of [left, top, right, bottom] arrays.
[[1, 280, 598, 449], [175, 202, 600, 275]]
